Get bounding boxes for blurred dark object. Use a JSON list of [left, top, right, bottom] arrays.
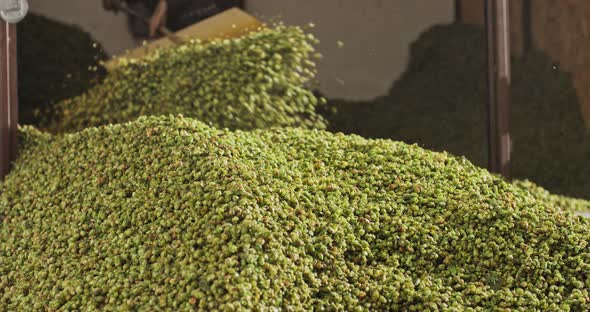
[[102, 0, 123, 12], [17, 13, 108, 126], [126, 0, 243, 40], [126, 0, 155, 39], [116, 1, 183, 43]]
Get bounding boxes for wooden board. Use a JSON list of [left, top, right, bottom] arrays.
[[103, 7, 264, 71]]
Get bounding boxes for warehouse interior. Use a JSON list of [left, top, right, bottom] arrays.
[[1, 0, 590, 310]]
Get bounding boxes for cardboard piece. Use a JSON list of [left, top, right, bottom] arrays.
[[103, 7, 264, 71]]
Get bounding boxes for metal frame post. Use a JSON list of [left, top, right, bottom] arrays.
[[0, 20, 17, 180], [485, 0, 512, 179], [522, 0, 533, 52]]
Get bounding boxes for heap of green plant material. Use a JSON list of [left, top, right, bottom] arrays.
[[2, 115, 590, 310], [324, 23, 590, 200], [43, 24, 326, 133], [514, 180, 590, 213], [18, 13, 108, 126]]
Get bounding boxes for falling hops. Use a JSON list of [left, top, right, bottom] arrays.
[[43, 25, 328, 134]]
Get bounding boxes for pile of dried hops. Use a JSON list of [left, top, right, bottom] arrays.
[[1, 115, 589, 310], [514, 180, 590, 213], [2, 22, 589, 311], [325, 23, 590, 200], [43, 24, 327, 133], [18, 13, 108, 125]]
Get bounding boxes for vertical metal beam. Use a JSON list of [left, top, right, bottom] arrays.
[[8, 23, 17, 166], [455, 0, 462, 23], [522, 0, 533, 52], [0, 22, 7, 180], [0, 21, 17, 181], [485, 0, 512, 179], [485, 0, 497, 175]]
